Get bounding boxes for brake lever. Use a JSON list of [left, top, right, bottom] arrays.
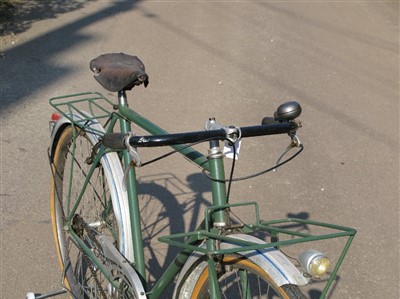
[[122, 132, 142, 191], [273, 134, 302, 172]]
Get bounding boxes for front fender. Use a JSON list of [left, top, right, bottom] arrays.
[[173, 234, 309, 298]]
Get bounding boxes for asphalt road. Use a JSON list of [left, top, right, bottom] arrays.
[[1, 1, 398, 298]]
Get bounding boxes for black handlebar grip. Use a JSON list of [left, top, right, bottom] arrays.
[[261, 116, 279, 125], [102, 133, 127, 149]]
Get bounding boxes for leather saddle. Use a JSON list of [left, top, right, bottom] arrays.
[[90, 53, 149, 92]]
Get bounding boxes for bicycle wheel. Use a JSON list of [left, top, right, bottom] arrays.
[[177, 254, 306, 299], [51, 125, 134, 298]]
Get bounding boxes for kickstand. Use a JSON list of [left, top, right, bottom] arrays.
[[26, 289, 67, 299]]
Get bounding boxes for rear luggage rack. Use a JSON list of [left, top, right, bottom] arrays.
[[49, 92, 114, 134]]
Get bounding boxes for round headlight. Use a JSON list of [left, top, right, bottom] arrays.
[[299, 250, 330, 278]]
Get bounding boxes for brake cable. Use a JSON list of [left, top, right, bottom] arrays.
[[121, 128, 304, 186], [203, 140, 304, 183]]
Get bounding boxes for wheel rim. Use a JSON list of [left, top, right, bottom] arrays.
[[191, 256, 290, 299]]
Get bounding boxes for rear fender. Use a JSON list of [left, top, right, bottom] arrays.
[[48, 113, 134, 262], [48, 113, 103, 163], [173, 234, 309, 298], [48, 116, 73, 162]]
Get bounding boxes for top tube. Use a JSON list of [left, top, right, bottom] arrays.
[[117, 104, 210, 171]]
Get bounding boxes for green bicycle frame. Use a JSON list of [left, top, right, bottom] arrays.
[[116, 91, 227, 298], [49, 91, 357, 299]]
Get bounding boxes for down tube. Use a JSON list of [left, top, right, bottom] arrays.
[[147, 219, 207, 299], [148, 234, 201, 299]]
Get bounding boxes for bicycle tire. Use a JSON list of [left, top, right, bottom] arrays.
[[51, 124, 134, 298], [176, 254, 306, 299]]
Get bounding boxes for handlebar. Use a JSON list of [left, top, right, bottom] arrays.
[[103, 101, 302, 149], [102, 121, 299, 149]]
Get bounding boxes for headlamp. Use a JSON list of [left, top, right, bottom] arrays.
[[299, 250, 330, 278]]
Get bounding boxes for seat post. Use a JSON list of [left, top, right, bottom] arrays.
[[118, 90, 128, 107]]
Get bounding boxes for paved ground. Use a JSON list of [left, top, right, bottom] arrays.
[[1, 1, 398, 298]]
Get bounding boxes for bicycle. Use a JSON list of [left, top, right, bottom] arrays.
[[28, 53, 356, 299]]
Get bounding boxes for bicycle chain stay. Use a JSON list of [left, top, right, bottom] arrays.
[[72, 214, 108, 299], [71, 215, 147, 299]]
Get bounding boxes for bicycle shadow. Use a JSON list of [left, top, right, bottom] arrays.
[[137, 173, 341, 298], [136, 173, 210, 295]]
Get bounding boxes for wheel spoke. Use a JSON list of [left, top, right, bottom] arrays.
[[51, 127, 136, 298], [177, 254, 305, 299]]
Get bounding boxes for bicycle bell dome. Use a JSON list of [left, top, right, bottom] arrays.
[[274, 101, 302, 121]]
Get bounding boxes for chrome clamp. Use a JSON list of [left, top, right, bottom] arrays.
[[125, 132, 141, 167], [205, 118, 242, 144]]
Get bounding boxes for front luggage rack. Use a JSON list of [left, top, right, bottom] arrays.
[[158, 202, 356, 256], [158, 201, 357, 299]]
